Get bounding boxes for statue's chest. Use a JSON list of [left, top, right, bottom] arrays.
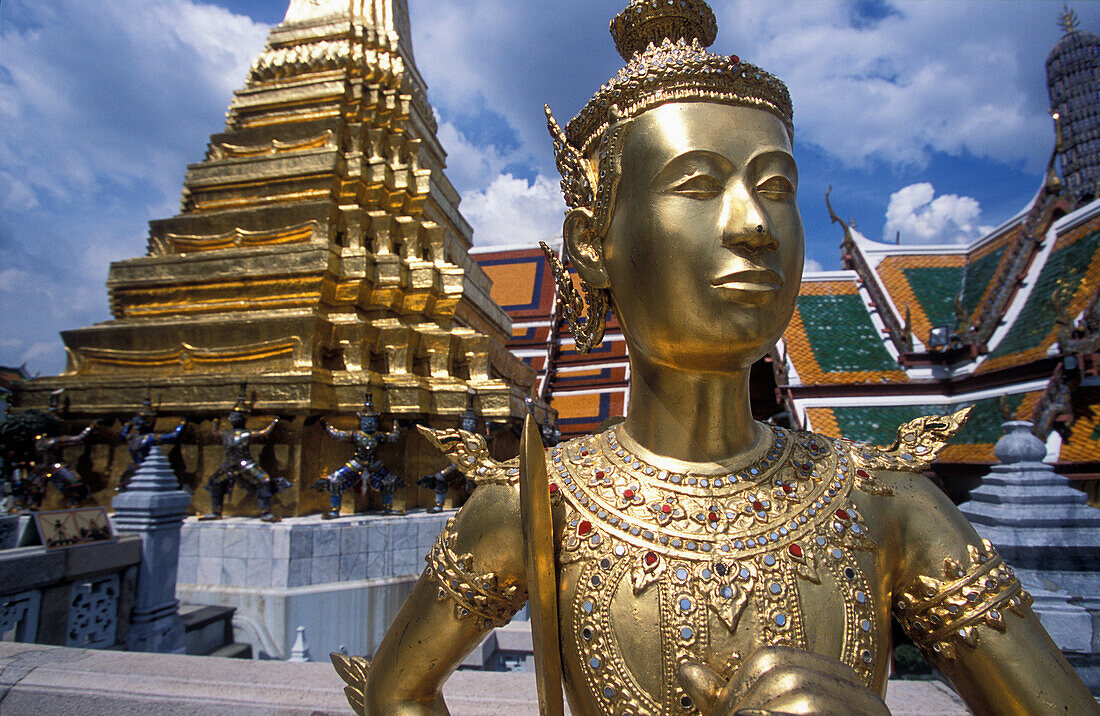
[[226, 432, 250, 451], [550, 428, 883, 716], [354, 434, 377, 454]]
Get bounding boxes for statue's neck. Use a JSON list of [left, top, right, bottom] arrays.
[[618, 356, 763, 469]]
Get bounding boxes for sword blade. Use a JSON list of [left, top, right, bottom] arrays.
[[519, 415, 564, 716]]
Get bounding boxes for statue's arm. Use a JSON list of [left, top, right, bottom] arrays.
[[883, 470, 1099, 715], [57, 423, 95, 447], [323, 421, 354, 442], [253, 417, 280, 440], [363, 482, 527, 714], [156, 420, 186, 444]]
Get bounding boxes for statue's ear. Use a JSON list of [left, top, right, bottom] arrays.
[[563, 208, 610, 289]]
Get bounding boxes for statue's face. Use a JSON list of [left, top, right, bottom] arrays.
[[460, 416, 477, 433], [361, 416, 379, 433], [602, 102, 803, 372], [229, 411, 246, 428]]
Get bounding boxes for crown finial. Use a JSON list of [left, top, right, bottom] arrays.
[[1061, 3, 1080, 34], [610, 0, 718, 60]]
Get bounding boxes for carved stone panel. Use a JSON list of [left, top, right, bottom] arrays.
[[0, 590, 41, 642], [67, 574, 119, 649]]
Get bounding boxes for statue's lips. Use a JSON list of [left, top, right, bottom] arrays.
[[711, 268, 783, 300]]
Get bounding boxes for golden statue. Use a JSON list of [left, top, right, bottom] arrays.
[[335, 2, 1100, 713]]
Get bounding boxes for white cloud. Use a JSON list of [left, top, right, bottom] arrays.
[[721, 0, 1057, 170], [802, 258, 824, 276], [435, 121, 565, 248], [0, 0, 269, 374], [436, 121, 513, 194], [464, 173, 564, 248], [883, 182, 989, 244]]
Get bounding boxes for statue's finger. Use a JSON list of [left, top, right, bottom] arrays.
[[676, 661, 724, 714]]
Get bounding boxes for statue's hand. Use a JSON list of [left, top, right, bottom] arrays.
[[677, 646, 889, 716]]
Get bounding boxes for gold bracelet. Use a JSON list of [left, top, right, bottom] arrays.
[[426, 518, 527, 630], [895, 539, 1032, 661]]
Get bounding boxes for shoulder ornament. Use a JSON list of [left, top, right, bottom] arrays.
[[894, 539, 1031, 662], [418, 425, 520, 485], [849, 406, 973, 477]]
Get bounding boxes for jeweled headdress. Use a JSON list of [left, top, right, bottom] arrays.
[[230, 382, 249, 415], [542, 0, 792, 352], [356, 392, 380, 421], [547, 0, 792, 215]]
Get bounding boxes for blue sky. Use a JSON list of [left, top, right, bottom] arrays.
[[1, 0, 1096, 376]]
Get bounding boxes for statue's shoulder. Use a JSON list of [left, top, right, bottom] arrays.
[[790, 407, 971, 497], [418, 425, 520, 485], [842, 406, 972, 471]]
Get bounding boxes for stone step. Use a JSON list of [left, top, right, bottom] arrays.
[[181, 604, 237, 657], [209, 642, 253, 660]]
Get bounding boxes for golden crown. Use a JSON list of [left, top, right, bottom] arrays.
[[547, 0, 793, 211]]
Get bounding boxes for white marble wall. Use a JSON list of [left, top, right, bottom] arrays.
[[175, 512, 451, 658], [177, 511, 448, 590]]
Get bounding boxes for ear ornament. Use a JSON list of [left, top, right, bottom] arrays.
[[539, 241, 608, 354]]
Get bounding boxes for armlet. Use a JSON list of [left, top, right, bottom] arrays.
[[895, 539, 1032, 661], [418, 425, 520, 485], [426, 517, 527, 630]]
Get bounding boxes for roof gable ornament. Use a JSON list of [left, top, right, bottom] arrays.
[[1061, 4, 1080, 35]]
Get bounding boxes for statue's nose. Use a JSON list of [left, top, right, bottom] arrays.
[[720, 184, 779, 254]]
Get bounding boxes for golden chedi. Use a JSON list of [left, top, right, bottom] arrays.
[[337, 1, 1100, 713], [15, 0, 541, 516]]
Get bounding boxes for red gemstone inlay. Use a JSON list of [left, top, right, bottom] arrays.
[[836, 509, 850, 521], [581, 449, 588, 456], [752, 500, 765, 512], [856, 469, 869, 479], [708, 512, 719, 523], [623, 488, 635, 499], [595, 470, 605, 479], [732, 55, 740, 63], [661, 503, 672, 514], [789, 543, 803, 558], [644, 551, 658, 566], [578, 520, 592, 536], [781, 484, 793, 494], [548, 483, 558, 494]]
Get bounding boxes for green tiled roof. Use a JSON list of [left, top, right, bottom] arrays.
[[799, 293, 899, 373], [832, 394, 1023, 446], [959, 247, 1005, 318], [989, 230, 1100, 358], [902, 266, 963, 330]]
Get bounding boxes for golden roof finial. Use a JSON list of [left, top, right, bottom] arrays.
[[1061, 3, 1080, 35]]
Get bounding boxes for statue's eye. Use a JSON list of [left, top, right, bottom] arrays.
[[757, 175, 795, 200], [670, 173, 723, 199]]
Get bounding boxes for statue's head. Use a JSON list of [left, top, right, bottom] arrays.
[[356, 392, 381, 433], [460, 389, 478, 434], [131, 395, 155, 433], [130, 413, 149, 433], [545, 0, 803, 372], [228, 383, 249, 428]]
